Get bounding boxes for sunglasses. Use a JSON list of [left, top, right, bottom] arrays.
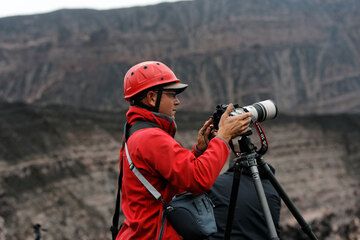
[[162, 91, 178, 98]]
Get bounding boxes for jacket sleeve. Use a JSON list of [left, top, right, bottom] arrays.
[[128, 128, 230, 194]]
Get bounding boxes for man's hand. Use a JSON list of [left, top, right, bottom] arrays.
[[195, 117, 214, 152], [216, 103, 252, 142]]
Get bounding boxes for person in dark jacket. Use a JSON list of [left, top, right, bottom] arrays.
[[208, 163, 281, 240]]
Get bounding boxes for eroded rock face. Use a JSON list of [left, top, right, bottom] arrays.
[[1, 1, 359, 239], [1, 0, 360, 113], [0, 103, 122, 240], [0, 215, 6, 240], [261, 115, 360, 239], [0, 103, 359, 239]]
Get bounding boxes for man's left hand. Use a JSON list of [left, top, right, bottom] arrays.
[[196, 117, 214, 152]]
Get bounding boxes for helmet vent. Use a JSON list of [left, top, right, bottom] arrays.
[[143, 66, 148, 69], [131, 72, 134, 76], [156, 63, 160, 65], [161, 77, 164, 80]]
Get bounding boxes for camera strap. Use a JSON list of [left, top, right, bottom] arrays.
[[124, 142, 163, 201], [124, 128, 170, 240], [124, 137, 172, 240], [110, 121, 161, 240], [112, 121, 215, 240]]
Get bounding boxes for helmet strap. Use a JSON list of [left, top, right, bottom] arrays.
[[154, 89, 163, 112], [130, 89, 163, 113]]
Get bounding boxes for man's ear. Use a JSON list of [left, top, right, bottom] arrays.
[[144, 91, 157, 107]]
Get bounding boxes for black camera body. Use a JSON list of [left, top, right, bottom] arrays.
[[212, 100, 278, 129]]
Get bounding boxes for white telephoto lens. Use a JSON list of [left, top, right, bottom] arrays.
[[258, 100, 278, 120]]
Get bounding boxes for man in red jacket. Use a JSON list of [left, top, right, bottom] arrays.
[[116, 61, 252, 240]]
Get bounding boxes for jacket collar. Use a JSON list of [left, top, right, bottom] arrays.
[[126, 106, 177, 137]]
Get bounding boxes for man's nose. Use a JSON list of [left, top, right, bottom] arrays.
[[174, 96, 180, 105]]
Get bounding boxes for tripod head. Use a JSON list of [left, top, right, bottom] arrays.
[[230, 121, 268, 158]]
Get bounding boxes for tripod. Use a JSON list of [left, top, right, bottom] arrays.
[[33, 224, 47, 240], [33, 224, 42, 240], [224, 123, 318, 240]]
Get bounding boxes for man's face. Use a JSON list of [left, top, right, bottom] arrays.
[[158, 90, 180, 118]]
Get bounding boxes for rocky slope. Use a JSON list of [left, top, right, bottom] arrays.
[[0, 0, 360, 113], [1, 0, 360, 239], [0, 103, 359, 239]]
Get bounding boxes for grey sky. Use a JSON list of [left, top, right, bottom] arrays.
[[0, 0, 186, 18]]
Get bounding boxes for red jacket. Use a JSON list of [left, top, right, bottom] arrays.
[[116, 106, 230, 240]]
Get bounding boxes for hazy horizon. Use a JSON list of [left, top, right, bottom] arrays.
[[0, 0, 186, 18]]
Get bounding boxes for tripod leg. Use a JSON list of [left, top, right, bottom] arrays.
[[224, 162, 242, 240], [259, 161, 318, 240], [250, 165, 280, 240]]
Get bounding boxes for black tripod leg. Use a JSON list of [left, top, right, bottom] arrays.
[[260, 162, 318, 240], [250, 165, 280, 240], [224, 162, 242, 240]]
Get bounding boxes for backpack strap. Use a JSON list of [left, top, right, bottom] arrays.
[[110, 121, 159, 240], [110, 150, 124, 240], [126, 121, 159, 141]]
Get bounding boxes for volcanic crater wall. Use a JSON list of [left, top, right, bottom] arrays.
[[0, 104, 359, 239], [0, 0, 360, 113]]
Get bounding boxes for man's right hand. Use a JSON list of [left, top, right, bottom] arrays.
[[216, 103, 252, 142]]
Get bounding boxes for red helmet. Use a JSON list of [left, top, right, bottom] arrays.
[[123, 61, 187, 100]]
